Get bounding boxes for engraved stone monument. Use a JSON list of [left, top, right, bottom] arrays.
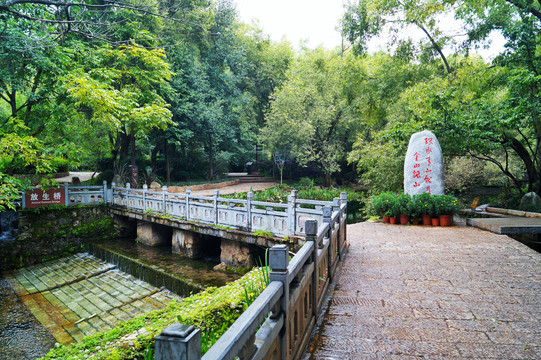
[[404, 130, 444, 195]]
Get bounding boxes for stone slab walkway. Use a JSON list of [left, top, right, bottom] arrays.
[[306, 222, 541, 359], [4, 253, 181, 345], [468, 217, 541, 235]]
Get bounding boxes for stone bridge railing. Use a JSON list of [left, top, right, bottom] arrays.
[[155, 199, 348, 360], [110, 183, 345, 237], [21, 181, 346, 239]]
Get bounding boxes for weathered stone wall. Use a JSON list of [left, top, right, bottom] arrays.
[[0, 206, 118, 271]]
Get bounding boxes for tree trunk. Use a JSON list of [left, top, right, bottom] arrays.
[[129, 132, 138, 188], [511, 138, 539, 192], [324, 172, 331, 187]]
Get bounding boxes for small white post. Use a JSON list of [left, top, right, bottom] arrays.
[[287, 190, 298, 235], [213, 190, 219, 225], [142, 184, 148, 212], [126, 183, 131, 208], [162, 185, 168, 214], [102, 180, 108, 204], [186, 188, 191, 220], [111, 182, 116, 205], [246, 191, 253, 231]]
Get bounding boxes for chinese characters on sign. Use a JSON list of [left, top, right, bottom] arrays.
[[25, 189, 65, 208], [404, 130, 444, 196], [410, 136, 435, 193]]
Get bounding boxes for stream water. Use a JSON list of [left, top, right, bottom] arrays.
[[0, 278, 56, 360], [87, 237, 241, 290]]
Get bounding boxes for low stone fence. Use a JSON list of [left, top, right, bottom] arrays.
[[111, 183, 344, 238], [155, 199, 348, 360], [18, 181, 342, 239]]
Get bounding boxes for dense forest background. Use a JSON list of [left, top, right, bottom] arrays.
[[1, 0, 540, 209]]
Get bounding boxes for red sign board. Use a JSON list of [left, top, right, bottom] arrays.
[[25, 188, 65, 208]]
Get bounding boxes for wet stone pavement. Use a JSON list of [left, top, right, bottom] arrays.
[[306, 222, 541, 359], [3, 253, 181, 347]]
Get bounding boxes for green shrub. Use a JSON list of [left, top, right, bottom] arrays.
[[414, 192, 434, 216], [370, 191, 395, 216], [396, 194, 412, 215], [433, 194, 460, 215]]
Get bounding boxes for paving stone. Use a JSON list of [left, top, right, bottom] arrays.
[[306, 222, 541, 359]]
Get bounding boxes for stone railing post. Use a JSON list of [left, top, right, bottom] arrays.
[[111, 182, 116, 205], [185, 188, 191, 221], [214, 190, 219, 225], [246, 191, 253, 231], [126, 183, 131, 209], [305, 220, 318, 318], [340, 192, 347, 209], [269, 244, 289, 360], [142, 184, 148, 212], [323, 206, 333, 279], [103, 180, 108, 204], [332, 198, 340, 218], [340, 192, 348, 258], [287, 190, 298, 235], [162, 185, 168, 215], [322, 206, 332, 245], [64, 182, 69, 206], [155, 323, 201, 360]]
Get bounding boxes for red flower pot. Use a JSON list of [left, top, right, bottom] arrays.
[[399, 214, 410, 225], [411, 218, 420, 225], [422, 214, 432, 225], [382, 213, 390, 223], [389, 216, 397, 224], [439, 214, 452, 226], [431, 217, 440, 226]]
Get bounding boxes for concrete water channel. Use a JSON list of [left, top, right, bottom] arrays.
[[0, 238, 242, 359]]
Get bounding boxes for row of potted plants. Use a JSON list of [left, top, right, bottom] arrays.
[[371, 192, 460, 226]]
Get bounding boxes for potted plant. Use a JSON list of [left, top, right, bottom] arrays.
[[410, 194, 423, 225], [385, 194, 400, 224], [397, 194, 412, 224], [415, 192, 433, 225], [436, 194, 460, 226], [430, 195, 441, 226], [371, 192, 391, 223]]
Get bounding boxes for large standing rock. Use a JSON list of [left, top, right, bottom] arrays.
[[520, 192, 541, 211], [404, 130, 444, 195]]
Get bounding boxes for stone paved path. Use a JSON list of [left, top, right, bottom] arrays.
[[306, 222, 541, 359], [5, 253, 181, 345]]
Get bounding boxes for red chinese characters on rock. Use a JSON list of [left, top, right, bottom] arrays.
[[424, 137, 433, 193], [411, 137, 434, 194], [25, 189, 65, 208]]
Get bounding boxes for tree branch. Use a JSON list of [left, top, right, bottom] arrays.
[[415, 22, 453, 74], [505, 0, 541, 22]]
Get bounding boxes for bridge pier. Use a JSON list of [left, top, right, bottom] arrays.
[[136, 221, 172, 246], [172, 229, 204, 258], [220, 239, 256, 268]]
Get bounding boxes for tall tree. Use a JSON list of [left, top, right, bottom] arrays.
[[261, 49, 360, 186], [63, 44, 174, 171]]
